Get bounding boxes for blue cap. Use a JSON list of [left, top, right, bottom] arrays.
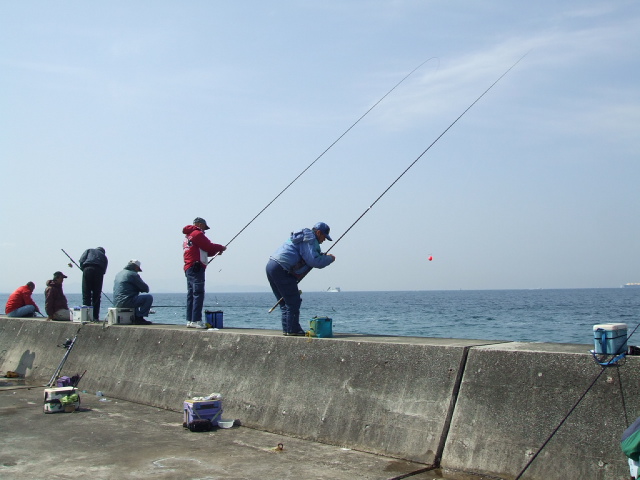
[[313, 222, 332, 241]]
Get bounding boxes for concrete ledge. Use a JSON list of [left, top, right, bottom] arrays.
[[443, 342, 639, 479], [1, 318, 637, 479]]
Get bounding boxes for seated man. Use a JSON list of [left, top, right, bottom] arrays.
[[45, 272, 71, 321], [113, 260, 153, 325], [5, 282, 42, 318]]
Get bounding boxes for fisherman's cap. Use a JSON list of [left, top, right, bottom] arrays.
[[128, 259, 142, 271], [193, 217, 210, 230], [53, 271, 68, 279], [97, 247, 105, 253], [313, 222, 332, 241]]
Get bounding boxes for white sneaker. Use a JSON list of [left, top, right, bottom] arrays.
[[187, 321, 207, 329]]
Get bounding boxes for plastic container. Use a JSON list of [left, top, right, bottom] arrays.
[[204, 310, 223, 329], [593, 323, 627, 355], [309, 316, 333, 338], [217, 419, 234, 429]]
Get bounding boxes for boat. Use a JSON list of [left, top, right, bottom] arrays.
[[623, 283, 640, 288], [326, 287, 341, 293]]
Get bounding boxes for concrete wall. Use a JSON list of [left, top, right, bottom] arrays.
[[0, 318, 636, 480]]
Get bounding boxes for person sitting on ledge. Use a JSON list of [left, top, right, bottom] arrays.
[[113, 260, 154, 325], [5, 281, 42, 318], [45, 272, 71, 321]]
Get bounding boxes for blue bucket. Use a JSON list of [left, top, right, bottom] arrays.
[[309, 316, 332, 338], [204, 310, 223, 329]]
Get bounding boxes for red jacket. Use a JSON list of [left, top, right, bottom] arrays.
[[182, 225, 226, 271], [5, 285, 39, 314]]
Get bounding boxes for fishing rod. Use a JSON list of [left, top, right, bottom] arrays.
[[269, 53, 528, 313], [47, 326, 81, 388], [207, 58, 437, 265], [61, 248, 113, 304]]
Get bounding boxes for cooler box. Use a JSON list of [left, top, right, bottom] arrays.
[[183, 399, 223, 431], [204, 310, 223, 329], [309, 316, 333, 338], [44, 387, 80, 413], [71, 306, 93, 323], [593, 323, 627, 355], [107, 307, 135, 325]]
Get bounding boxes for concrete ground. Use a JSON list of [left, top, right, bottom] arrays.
[[0, 380, 491, 480]]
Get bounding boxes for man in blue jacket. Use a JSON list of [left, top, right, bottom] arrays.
[[113, 260, 153, 325], [266, 222, 336, 336]]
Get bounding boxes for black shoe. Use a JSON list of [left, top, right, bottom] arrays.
[[133, 317, 153, 325], [283, 331, 306, 336]]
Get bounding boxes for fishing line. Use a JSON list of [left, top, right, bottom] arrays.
[[269, 53, 528, 312], [61, 248, 113, 305], [207, 58, 437, 264]]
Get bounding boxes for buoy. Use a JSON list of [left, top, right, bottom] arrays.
[[428, 256, 433, 261]]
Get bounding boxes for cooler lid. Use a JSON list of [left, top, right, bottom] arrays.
[[593, 323, 627, 331]]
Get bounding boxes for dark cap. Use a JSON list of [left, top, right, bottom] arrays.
[[313, 222, 332, 241], [53, 271, 68, 279], [193, 217, 210, 230]]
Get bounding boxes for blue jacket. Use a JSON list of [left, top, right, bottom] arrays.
[[270, 228, 334, 277], [113, 265, 149, 307]]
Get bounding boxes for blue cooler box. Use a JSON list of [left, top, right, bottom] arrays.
[[204, 310, 223, 328], [309, 316, 333, 338], [593, 323, 627, 355], [183, 399, 223, 424]]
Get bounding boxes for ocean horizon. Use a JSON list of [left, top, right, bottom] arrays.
[[2, 288, 639, 346]]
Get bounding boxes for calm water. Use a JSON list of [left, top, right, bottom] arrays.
[[3, 288, 639, 345]]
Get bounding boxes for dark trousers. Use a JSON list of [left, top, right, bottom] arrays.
[[82, 266, 104, 320], [185, 265, 206, 323], [266, 259, 303, 334]]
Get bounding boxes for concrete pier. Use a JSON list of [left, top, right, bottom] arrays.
[[0, 318, 636, 479]]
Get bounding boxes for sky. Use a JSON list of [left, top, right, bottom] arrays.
[[1, 1, 639, 294]]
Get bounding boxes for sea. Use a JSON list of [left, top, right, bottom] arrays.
[[2, 288, 639, 345]]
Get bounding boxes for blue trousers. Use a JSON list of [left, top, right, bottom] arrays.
[[266, 259, 303, 334], [133, 294, 153, 318], [185, 265, 206, 323], [7, 305, 36, 317]]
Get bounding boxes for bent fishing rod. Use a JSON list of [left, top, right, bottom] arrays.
[[208, 58, 437, 265], [269, 53, 528, 313], [61, 248, 114, 304]]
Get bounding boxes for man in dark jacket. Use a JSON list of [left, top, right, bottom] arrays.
[[182, 217, 226, 329], [45, 272, 71, 321], [79, 246, 108, 321], [113, 260, 153, 325]]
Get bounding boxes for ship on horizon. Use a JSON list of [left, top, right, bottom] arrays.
[[623, 283, 640, 288], [326, 287, 341, 293]]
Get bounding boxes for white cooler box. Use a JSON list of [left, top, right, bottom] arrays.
[[44, 387, 80, 413], [107, 307, 135, 325], [71, 306, 93, 323], [593, 323, 628, 355]]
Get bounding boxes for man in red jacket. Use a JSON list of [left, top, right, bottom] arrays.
[[5, 282, 41, 317], [182, 217, 226, 329]]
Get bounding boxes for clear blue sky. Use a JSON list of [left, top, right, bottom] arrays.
[[1, 1, 639, 294]]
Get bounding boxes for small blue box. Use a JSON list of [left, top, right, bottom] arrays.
[[205, 310, 223, 329], [593, 323, 627, 355], [309, 316, 333, 338]]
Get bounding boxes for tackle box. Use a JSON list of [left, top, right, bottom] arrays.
[[593, 323, 628, 355], [183, 399, 223, 431], [44, 387, 80, 413]]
